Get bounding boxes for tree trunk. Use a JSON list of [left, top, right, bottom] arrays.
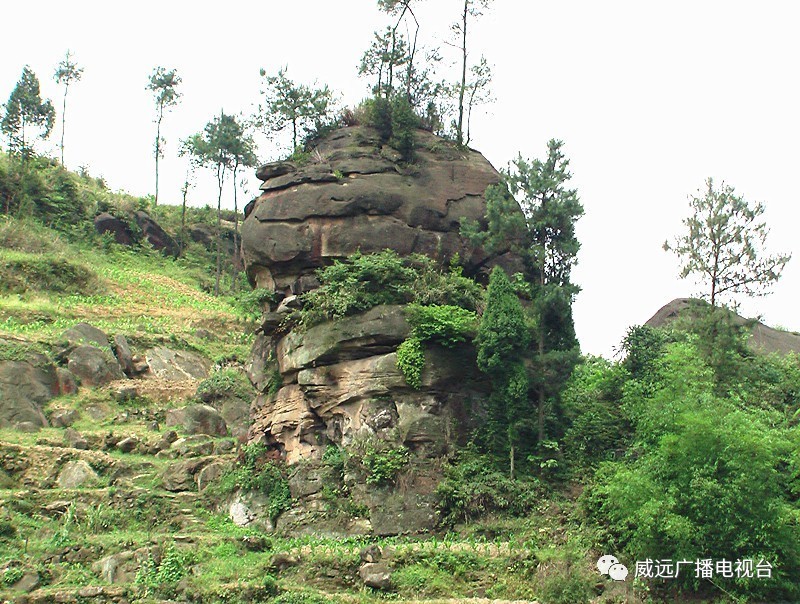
[[232, 160, 240, 293], [60, 84, 68, 165], [154, 103, 163, 206], [456, 0, 468, 146], [214, 162, 225, 296], [180, 175, 188, 256], [509, 443, 515, 480]]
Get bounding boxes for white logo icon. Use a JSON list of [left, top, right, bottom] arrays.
[[597, 555, 628, 581]]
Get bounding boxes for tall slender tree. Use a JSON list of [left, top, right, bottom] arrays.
[[228, 118, 258, 291], [53, 50, 83, 166], [504, 141, 583, 445], [147, 67, 182, 205], [182, 112, 251, 295], [451, 0, 491, 146]]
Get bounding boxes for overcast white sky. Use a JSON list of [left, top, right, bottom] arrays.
[[2, 1, 798, 356]]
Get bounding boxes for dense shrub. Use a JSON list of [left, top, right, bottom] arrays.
[[436, 448, 539, 525], [396, 336, 424, 388], [196, 367, 253, 402], [297, 250, 482, 328], [214, 443, 291, 523]]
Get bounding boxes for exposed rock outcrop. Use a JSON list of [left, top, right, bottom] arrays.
[[242, 126, 521, 536], [241, 125, 521, 296]]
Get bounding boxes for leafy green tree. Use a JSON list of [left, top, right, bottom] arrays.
[[53, 50, 83, 166], [182, 112, 244, 295], [475, 266, 530, 477], [496, 141, 583, 445], [1, 66, 55, 159], [664, 177, 791, 307], [258, 66, 334, 152], [147, 67, 182, 205]]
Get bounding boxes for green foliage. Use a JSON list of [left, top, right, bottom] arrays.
[[664, 177, 791, 307], [363, 443, 410, 485], [1, 66, 55, 157], [196, 367, 253, 402], [397, 303, 478, 388], [259, 66, 336, 152], [586, 339, 800, 599], [360, 93, 419, 161], [476, 267, 529, 373], [396, 336, 424, 388], [232, 287, 276, 320], [436, 447, 539, 525], [298, 250, 482, 328], [214, 443, 291, 523], [561, 356, 628, 469], [135, 543, 193, 595], [2, 566, 24, 586], [406, 303, 477, 347], [389, 94, 419, 161]]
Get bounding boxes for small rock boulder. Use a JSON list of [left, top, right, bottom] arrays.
[[0, 356, 55, 428], [166, 403, 227, 437], [64, 428, 88, 450], [61, 323, 110, 348], [50, 408, 79, 428], [145, 347, 210, 380], [112, 334, 137, 377], [134, 211, 179, 257], [66, 345, 125, 386], [57, 460, 100, 488], [162, 458, 212, 492], [359, 562, 392, 590]]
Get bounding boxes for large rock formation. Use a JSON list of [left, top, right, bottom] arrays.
[[242, 126, 520, 535], [646, 298, 800, 355], [241, 125, 519, 296]]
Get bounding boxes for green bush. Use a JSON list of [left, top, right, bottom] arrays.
[[436, 448, 540, 525], [214, 443, 292, 523], [363, 444, 410, 486], [271, 593, 328, 604], [297, 250, 482, 328], [406, 303, 478, 347], [196, 367, 253, 402], [389, 94, 418, 161], [396, 336, 424, 389]]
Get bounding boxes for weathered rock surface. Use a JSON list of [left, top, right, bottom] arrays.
[[165, 403, 227, 437], [94, 212, 134, 245], [241, 125, 521, 296], [646, 298, 800, 355], [61, 323, 110, 348], [0, 355, 55, 428], [66, 345, 125, 386], [145, 347, 210, 380], [359, 562, 392, 590], [162, 457, 213, 492], [134, 210, 179, 257], [57, 460, 100, 488]]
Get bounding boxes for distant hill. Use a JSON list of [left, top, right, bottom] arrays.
[[645, 298, 800, 356]]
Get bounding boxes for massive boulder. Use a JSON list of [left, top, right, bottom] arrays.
[[241, 125, 520, 296], [241, 126, 521, 535]]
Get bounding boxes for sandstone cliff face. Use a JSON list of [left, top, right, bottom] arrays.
[[241, 126, 517, 535], [241, 125, 517, 297]]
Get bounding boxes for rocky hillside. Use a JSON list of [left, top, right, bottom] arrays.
[[645, 297, 800, 355]]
